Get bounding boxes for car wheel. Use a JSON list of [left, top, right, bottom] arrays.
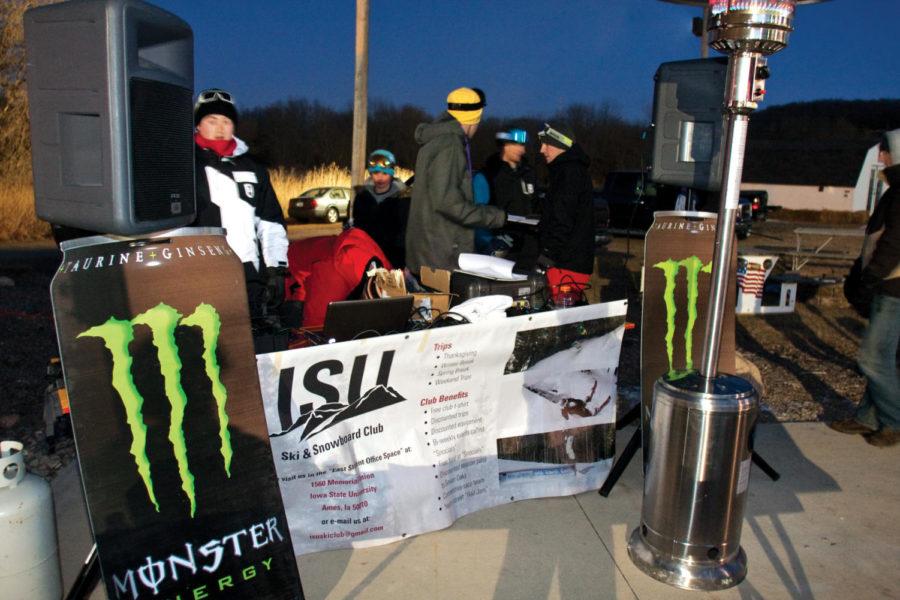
[[325, 207, 340, 224]]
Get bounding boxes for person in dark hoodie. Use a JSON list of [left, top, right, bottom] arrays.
[[829, 129, 900, 447], [481, 128, 536, 217], [405, 87, 507, 276], [192, 88, 289, 320], [536, 122, 595, 303], [351, 149, 409, 268], [479, 128, 538, 260]]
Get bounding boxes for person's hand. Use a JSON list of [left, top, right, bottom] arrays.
[[265, 266, 289, 309], [536, 254, 555, 269]]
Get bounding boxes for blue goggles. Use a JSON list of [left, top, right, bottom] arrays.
[[496, 128, 528, 145]]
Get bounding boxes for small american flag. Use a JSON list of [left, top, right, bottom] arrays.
[[737, 261, 767, 298]]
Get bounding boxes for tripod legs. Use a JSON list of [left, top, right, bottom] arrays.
[[751, 450, 781, 481], [598, 423, 780, 497], [599, 427, 642, 497], [65, 544, 99, 600]]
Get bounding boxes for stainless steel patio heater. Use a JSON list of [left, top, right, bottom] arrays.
[[628, 0, 808, 590]]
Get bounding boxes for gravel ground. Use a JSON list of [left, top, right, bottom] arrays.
[[0, 221, 871, 480]]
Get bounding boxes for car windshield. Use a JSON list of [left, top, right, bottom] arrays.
[[301, 188, 329, 197], [608, 176, 640, 195], [608, 175, 657, 198]]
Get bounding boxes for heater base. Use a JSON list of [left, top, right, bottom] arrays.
[[627, 526, 747, 591]]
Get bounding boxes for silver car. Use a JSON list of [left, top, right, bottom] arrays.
[[288, 187, 352, 223]]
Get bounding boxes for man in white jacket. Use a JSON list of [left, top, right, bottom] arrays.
[[191, 88, 289, 321]]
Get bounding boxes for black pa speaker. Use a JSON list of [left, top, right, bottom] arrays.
[[650, 57, 727, 192], [24, 0, 195, 235]]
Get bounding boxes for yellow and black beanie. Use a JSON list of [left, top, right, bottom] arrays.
[[447, 87, 485, 125]]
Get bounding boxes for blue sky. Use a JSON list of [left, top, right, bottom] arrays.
[[152, 0, 900, 122]]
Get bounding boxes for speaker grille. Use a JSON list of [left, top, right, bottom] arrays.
[[129, 78, 195, 223]]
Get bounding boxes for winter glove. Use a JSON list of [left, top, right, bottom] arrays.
[[265, 266, 289, 310], [536, 254, 556, 270], [843, 258, 873, 319]]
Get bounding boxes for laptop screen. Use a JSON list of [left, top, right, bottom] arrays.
[[322, 296, 414, 342]]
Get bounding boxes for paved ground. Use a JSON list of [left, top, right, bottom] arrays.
[[54, 423, 900, 600]]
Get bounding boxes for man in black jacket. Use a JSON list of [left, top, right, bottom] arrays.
[[352, 149, 409, 268], [536, 123, 595, 303], [481, 128, 536, 217], [479, 128, 538, 261], [829, 129, 900, 447]]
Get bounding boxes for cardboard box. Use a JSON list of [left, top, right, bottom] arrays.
[[420, 266, 452, 293], [411, 292, 450, 319], [415, 267, 453, 319], [370, 266, 451, 320]]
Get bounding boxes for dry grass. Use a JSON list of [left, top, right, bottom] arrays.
[[269, 164, 414, 217], [0, 164, 418, 240], [0, 181, 51, 241]]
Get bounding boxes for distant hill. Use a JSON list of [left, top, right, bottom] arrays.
[[743, 99, 900, 187]]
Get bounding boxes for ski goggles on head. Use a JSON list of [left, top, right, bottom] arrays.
[[537, 123, 573, 149], [367, 150, 397, 175], [447, 87, 486, 111], [496, 128, 528, 145], [195, 89, 234, 107]]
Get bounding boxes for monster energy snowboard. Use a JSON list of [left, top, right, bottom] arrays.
[[640, 212, 736, 468], [51, 229, 303, 600]]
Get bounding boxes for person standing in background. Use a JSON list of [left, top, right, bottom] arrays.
[[536, 122, 595, 303], [352, 149, 409, 268], [405, 86, 507, 276], [830, 129, 900, 447]]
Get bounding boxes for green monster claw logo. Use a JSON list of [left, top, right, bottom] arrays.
[[653, 256, 712, 379], [78, 302, 231, 517]]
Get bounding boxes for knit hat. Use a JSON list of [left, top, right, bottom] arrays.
[[881, 129, 900, 158], [496, 128, 528, 145], [447, 87, 485, 125], [367, 149, 397, 176], [537, 123, 574, 150], [194, 88, 238, 126]]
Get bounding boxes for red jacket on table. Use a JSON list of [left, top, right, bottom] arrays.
[[286, 228, 391, 328]]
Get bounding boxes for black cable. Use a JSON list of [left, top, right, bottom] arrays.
[[428, 310, 472, 327], [290, 328, 329, 346], [620, 132, 650, 295], [349, 329, 388, 340]]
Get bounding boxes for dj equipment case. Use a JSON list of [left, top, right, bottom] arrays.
[[449, 271, 547, 308]]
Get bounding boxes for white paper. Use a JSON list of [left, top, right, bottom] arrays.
[[457, 253, 526, 281], [506, 214, 539, 226]]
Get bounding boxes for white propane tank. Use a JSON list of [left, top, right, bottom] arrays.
[[0, 440, 62, 599]]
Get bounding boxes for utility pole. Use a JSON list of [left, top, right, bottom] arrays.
[[700, 5, 709, 58], [351, 0, 369, 189]]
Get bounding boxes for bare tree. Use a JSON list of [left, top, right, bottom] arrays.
[[0, 1, 52, 183]]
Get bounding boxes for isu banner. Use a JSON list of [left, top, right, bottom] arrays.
[[257, 301, 628, 554], [51, 229, 303, 600]]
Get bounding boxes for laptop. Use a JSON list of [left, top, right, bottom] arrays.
[[322, 296, 415, 342]]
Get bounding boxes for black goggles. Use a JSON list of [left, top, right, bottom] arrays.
[[447, 87, 487, 111]]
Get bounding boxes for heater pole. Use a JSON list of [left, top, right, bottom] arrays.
[[699, 51, 757, 379]]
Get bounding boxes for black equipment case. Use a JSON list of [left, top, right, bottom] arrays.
[[449, 271, 547, 308]]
